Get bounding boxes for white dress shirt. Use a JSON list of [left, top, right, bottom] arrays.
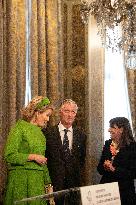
[[58, 122, 73, 150]]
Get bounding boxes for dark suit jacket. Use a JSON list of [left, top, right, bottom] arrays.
[[97, 139, 136, 205], [43, 125, 86, 191]]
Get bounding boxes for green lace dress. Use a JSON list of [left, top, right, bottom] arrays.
[[4, 120, 51, 205]]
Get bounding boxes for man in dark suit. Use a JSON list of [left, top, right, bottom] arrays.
[[43, 99, 86, 205]]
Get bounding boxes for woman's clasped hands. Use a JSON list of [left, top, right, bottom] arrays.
[[28, 154, 47, 165], [103, 160, 115, 172]]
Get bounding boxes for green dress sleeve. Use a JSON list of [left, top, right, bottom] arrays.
[[4, 121, 29, 165], [44, 166, 52, 185]]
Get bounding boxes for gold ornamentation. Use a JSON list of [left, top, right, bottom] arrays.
[[45, 184, 55, 205]]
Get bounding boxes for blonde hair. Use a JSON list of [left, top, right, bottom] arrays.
[[21, 96, 52, 121]]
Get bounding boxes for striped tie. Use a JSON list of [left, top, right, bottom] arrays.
[[63, 129, 70, 162]]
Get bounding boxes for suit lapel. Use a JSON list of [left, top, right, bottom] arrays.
[[54, 125, 62, 145], [71, 127, 79, 153]]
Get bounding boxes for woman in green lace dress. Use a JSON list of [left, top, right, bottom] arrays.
[[4, 96, 54, 205]]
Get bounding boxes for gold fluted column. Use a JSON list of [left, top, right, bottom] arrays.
[[86, 15, 104, 185], [37, 1, 47, 96], [0, 1, 4, 201], [31, 1, 39, 96], [46, 0, 60, 100], [16, 0, 26, 117], [30, 0, 64, 123], [31, 0, 48, 97], [4, 0, 26, 127], [57, 0, 64, 98], [0, 0, 26, 202], [46, 0, 64, 123], [127, 70, 136, 138], [0, 0, 3, 135], [6, 0, 18, 125]]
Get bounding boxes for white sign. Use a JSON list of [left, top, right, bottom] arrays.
[[80, 182, 121, 205]]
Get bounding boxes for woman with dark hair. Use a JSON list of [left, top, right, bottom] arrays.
[[97, 117, 136, 205]]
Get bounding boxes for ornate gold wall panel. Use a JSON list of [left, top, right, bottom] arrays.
[[62, 0, 104, 185], [62, 1, 87, 131]]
